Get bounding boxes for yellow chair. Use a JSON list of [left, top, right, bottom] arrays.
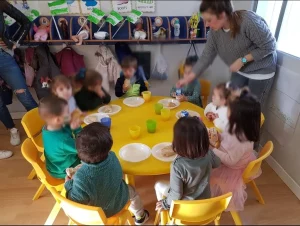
[[21, 107, 45, 180], [154, 193, 233, 225], [243, 141, 273, 205], [48, 187, 134, 225], [21, 138, 64, 224], [199, 79, 211, 108]]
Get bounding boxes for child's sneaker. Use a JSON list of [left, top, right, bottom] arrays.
[[135, 210, 149, 225]]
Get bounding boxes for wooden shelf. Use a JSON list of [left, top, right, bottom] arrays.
[[14, 16, 207, 45]]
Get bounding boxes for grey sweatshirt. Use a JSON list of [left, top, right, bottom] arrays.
[[162, 150, 221, 209], [193, 10, 277, 77]]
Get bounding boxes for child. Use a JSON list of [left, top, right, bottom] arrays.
[[75, 69, 111, 111], [171, 56, 202, 107], [65, 123, 149, 225], [204, 82, 235, 131], [51, 75, 77, 114], [115, 56, 147, 98], [155, 117, 220, 211], [39, 95, 81, 179], [210, 89, 261, 211]]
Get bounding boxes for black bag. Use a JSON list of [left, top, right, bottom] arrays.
[[0, 82, 13, 105]]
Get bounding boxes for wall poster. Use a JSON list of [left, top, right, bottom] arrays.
[[136, 0, 155, 13], [112, 0, 132, 13]]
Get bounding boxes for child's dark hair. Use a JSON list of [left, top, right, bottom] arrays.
[[173, 117, 210, 159], [184, 56, 198, 67], [77, 69, 103, 88], [38, 95, 67, 119], [215, 82, 241, 104], [121, 56, 138, 69], [51, 75, 72, 94], [228, 89, 261, 142], [76, 122, 113, 164]]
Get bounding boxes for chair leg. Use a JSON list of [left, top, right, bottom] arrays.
[[154, 209, 161, 226], [214, 219, 220, 225], [126, 211, 135, 225], [249, 180, 265, 204], [27, 168, 36, 180], [32, 184, 45, 201], [124, 174, 135, 187], [44, 201, 61, 225], [231, 211, 242, 225], [161, 210, 169, 225], [41, 153, 45, 162]]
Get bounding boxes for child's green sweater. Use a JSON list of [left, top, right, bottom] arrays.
[[42, 125, 81, 179], [64, 152, 129, 218]]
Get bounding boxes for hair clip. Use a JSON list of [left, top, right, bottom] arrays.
[[76, 68, 86, 80]]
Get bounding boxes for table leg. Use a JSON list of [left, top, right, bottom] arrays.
[[124, 174, 135, 187]]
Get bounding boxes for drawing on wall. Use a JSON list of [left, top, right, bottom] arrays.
[[136, 0, 155, 12], [66, 0, 80, 14], [112, 0, 132, 13]]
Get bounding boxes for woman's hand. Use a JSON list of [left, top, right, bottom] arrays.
[[230, 58, 244, 72], [155, 201, 163, 211], [65, 175, 72, 182]]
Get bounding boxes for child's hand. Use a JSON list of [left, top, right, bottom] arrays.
[[171, 92, 176, 98], [94, 86, 105, 97], [155, 201, 163, 211], [211, 113, 219, 121], [177, 95, 187, 102], [123, 83, 131, 92], [206, 112, 214, 121], [65, 175, 72, 182], [70, 116, 82, 130]]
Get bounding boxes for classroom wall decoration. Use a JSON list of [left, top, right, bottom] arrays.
[[66, 0, 81, 14], [80, 0, 101, 14], [112, 0, 132, 13], [136, 0, 155, 13]]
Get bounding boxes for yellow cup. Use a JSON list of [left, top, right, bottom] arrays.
[[142, 91, 152, 102], [161, 108, 171, 121], [129, 125, 141, 139]]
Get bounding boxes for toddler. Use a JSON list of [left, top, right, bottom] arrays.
[[210, 89, 261, 211], [171, 56, 202, 107], [51, 75, 78, 114], [155, 117, 220, 211], [204, 82, 236, 131], [65, 123, 149, 225], [75, 69, 111, 111], [115, 56, 148, 98], [39, 95, 81, 179]]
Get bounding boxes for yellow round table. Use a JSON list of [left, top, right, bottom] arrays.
[[88, 96, 214, 186]]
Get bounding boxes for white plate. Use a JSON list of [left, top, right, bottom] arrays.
[[98, 105, 122, 115], [123, 97, 145, 107], [119, 143, 151, 163], [151, 142, 177, 162], [158, 98, 180, 109], [83, 113, 109, 125], [175, 110, 200, 119]]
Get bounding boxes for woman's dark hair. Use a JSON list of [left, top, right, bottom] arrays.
[[228, 89, 261, 142], [76, 123, 113, 164], [173, 117, 210, 159], [200, 0, 244, 38]]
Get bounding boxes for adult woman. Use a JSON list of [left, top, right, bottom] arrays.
[[178, 0, 277, 108], [0, 1, 38, 159]]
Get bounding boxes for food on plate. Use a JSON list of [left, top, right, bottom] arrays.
[[86, 115, 98, 124], [160, 145, 176, 157], [124, 79, 130, 87], [207, 127, 220, 148], [102, 105, 113, 113], [180, 110, 189, 118], [167, 102, 176, 108]]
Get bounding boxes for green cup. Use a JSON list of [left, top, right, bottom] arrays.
[[154, 103, 163, 115], [146, 119, 157, 133]]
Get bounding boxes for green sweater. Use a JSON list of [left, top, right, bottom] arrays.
[[64, 152, 129, 218], [170, 79, 202, 107], [42, 125, 81, 179]]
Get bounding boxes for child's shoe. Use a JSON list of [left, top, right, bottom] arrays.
[[135, 210, 149, 225]]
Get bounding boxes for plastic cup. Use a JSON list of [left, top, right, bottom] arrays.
[[100, 117, 111, 128], [154, 103, 163, 115], [146, 119, 157, 133], [161, 108, 171, 121], [129, 125, 141, 139], [142, 91, 152, 102]]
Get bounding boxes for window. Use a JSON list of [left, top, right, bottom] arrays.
[[255, 0, 300, 58]]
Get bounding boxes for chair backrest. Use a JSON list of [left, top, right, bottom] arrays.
[[48, 187, 107, 225], [169, 193, 232, 225], [199, 79, 211, 108], [243, 141, 273, 183], [21, 107, 45, 139], [261, 113, 265, 128], [21, 138, 63, 186]]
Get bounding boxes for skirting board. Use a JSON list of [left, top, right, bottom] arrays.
[[266, 156, 300, 200]]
